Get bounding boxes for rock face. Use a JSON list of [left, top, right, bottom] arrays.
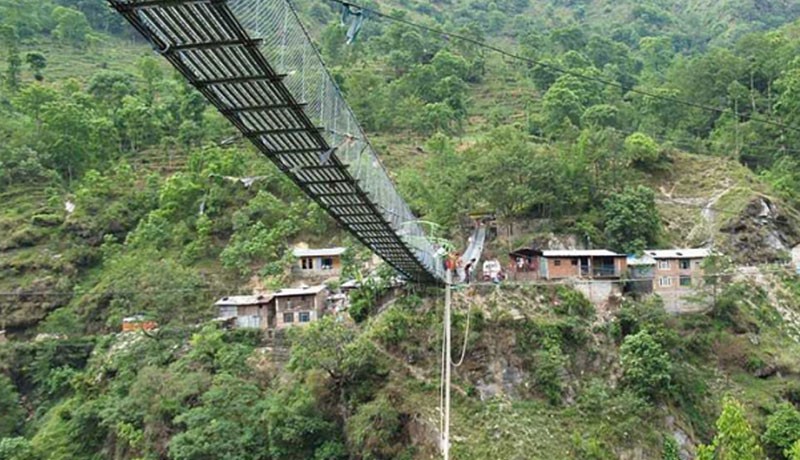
[[665, 415, 696, 460], [0, 277, 69, 332], [720, 197, 800, 265]]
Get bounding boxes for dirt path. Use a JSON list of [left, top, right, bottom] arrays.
[[657, 182, 733, 244]]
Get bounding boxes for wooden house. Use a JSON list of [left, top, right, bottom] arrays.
[[215, 294, 276, 329]]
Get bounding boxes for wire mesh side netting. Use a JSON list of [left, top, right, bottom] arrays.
[[228, 0, 443, 280]]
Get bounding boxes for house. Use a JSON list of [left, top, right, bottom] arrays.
[[508, 247, 542, 281], [626, 254, 656, 295], [215, 285, 329, 331], [215, 294, 276, 329], [293, 247, 347, 276], [646, 248, 710, 292], [540, 250, 627, 280], [340, 279, 360, 293], [273, 285, 328, 329]]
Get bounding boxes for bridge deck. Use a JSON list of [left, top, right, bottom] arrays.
[[110, 0, 443, 284]]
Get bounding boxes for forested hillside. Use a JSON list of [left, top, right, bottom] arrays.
[[3, 0, 800, 458]]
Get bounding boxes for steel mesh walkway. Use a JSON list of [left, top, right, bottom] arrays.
[[109, 0, 444, 284]]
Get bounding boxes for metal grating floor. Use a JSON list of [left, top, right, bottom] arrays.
[[109, 0, 441, 284]]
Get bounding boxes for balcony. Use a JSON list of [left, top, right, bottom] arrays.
[[595, 266, 621, 278]]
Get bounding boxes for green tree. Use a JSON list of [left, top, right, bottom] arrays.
[[38, 98, 106, 181], [0, 375, 23, 437], [619, 329, 672, 400], [603, 186, 661, 253], [52, 7, 91, 47], [623, 132, 660, 170], [790, 440, 800, 460], [267, 385, 345, 460], [0, 437, 35, 460], [169, 374, 270, 460], [290, 318, 381, 419], [87, 70, 136, 109], [24, 52, 46, 81], [2, 25, 22, 92], [466, 126, 553, 224], [137, 56, 163, 106], [699, 397, 765, 460], [346, 396, 409, 460], [542, 85, 583, 130], [763, 403, 800, 459], [581, 104, 620, 129], [12, 82, 57, 123]]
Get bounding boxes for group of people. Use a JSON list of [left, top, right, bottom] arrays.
[[435, 246, 477, 284]]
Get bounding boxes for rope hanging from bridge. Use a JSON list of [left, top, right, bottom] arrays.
[[108, 0, 445, 283]]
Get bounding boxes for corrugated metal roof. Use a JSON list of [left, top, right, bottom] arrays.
[[542, 249, 622, 257], [646, 248, 711, 259], [627, 254, 656, 266], [293, 247, 347, 257], [273, 285, 327, 297], [214, 294, 275, 306]]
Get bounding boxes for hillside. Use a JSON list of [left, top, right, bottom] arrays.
[[3, 0, 800, 459], [4, 272, 800, 459]]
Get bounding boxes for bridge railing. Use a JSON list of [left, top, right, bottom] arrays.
[[228, 0, 443, 280]]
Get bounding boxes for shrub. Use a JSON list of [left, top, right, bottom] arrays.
[[0, 375, 22, 437], [698, 397, 765, 460], [619, 330, 672, 400], [763, 403, 800, 459], [0, 437, 35, 460], [30, 214, 62, 227], [554, 286, 594, 318], [790, 440, 800, 460], [532, 343, 567, 405], [663, 436, 680, 460]]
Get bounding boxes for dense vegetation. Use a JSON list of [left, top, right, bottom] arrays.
[[3, 0, 800, 458]]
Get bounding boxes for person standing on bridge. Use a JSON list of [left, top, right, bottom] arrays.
[[464, 258, 476, 284], [446, 252, 459, 277]]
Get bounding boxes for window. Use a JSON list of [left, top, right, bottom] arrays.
[[570, 259, 578, 266], [321, 257, 334, 270], [679, 259, 691, 270], [658, 260, 671, 270], [658, 276, 672, 287], [283, 312, 294, 323], [554, 259, 561, 266], [301, 258, 313, 270], [299, 311, 311, 323], [680, 275, 691, 287]]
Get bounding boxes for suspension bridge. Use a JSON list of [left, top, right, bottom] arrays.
[[108, 0, 446, 284]]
